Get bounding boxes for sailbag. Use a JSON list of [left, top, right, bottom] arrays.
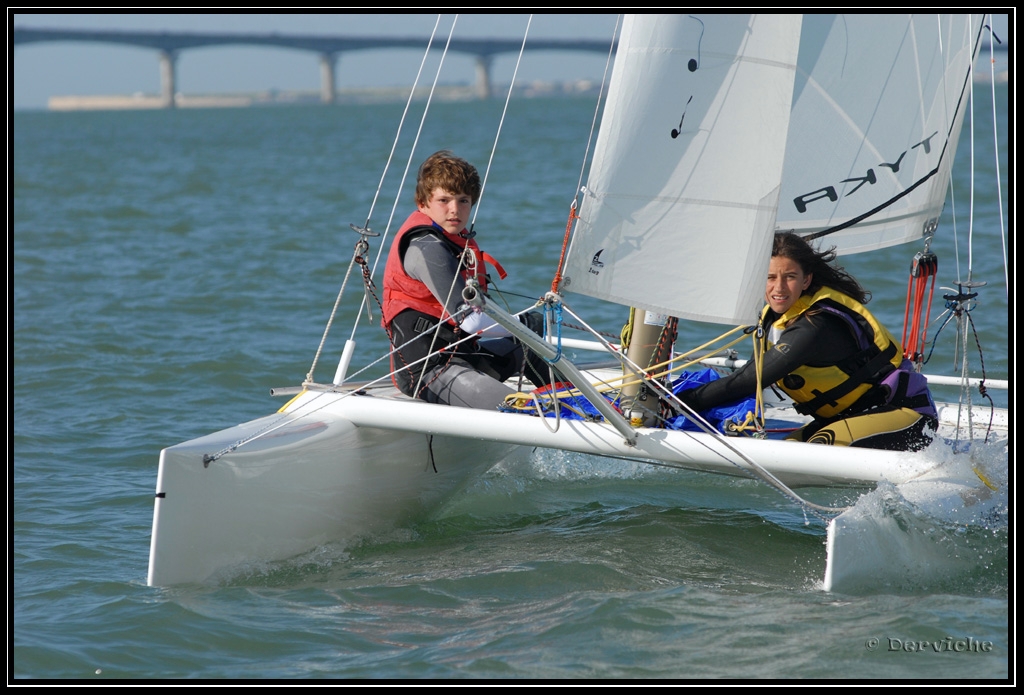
[[561, 14, 984, 320]]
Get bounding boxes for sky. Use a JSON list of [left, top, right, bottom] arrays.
[[10, 13, 621, 110], [11, 12, 1010, 111]]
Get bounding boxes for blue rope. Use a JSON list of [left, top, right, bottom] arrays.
[[545, 301, 563, 363], [922, 309, 955, 365], [923, 285, 978, 365]]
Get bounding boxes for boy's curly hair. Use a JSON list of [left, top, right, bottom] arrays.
[[415, 150, 481, 207]]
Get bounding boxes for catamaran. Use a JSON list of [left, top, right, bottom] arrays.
[[147, 14, 1008, 591]]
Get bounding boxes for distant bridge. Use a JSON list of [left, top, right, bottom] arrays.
[[12, 27, 617, 106]]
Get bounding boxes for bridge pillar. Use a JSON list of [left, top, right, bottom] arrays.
[[474, 55, 492, 100], [319, 53, 337, 104], [159, 50, 177, 108]]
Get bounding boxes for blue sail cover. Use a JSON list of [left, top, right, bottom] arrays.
[[512, 369, 755, 434], [664, 369, 756, 433]]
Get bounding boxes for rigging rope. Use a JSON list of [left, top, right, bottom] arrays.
[[983, 23, 1008, 295], [411, 244, 478, 398], [304, 15, 447, 384], [471, 15, 533, 230], [500, 297, 846, 520], [900, 251, 938, 366], [550, 14, 620, 295], [304, 233, 372, 385], [362, 15, 461, 300], [751, 323, 767, 432], [943, 15, 1002, 443], [410, 15, 536, 397]]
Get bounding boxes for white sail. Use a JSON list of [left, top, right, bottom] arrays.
[[777, 14, 985, 255], [561, 14, 985, 323], [562, 14, 803, 325]]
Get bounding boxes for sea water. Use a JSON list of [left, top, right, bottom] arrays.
[[13, 85, 1009, 680]]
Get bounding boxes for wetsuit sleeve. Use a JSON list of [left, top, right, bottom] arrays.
[[403, 233, 469, 320], [677, 313, 849, 412], [404, 232, 513, 337]]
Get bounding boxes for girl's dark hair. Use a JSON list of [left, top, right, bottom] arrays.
[[772, 232, 869, 303]]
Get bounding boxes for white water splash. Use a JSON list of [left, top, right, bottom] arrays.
[[824, 437, 1007, 594]]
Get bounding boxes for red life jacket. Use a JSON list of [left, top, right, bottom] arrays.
[[381, 210, 506, 329]]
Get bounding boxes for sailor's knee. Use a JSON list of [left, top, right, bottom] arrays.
[[806, 422, 853, 446]]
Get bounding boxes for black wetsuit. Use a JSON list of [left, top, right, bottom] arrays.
[[678, 310, 936, 451]]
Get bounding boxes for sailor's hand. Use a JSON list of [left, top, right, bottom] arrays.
[[673, 388, 700, 415]]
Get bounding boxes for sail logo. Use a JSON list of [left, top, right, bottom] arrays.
[[589, 250, 605, 275], [792, 131, 939, 213]]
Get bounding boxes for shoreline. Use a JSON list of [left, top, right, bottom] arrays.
[[32, 60, 1009, 113], [43, 81, 602, 112]]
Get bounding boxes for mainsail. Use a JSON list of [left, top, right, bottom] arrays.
[[777, 14, 985, 255], [562, 13, 985, 324]]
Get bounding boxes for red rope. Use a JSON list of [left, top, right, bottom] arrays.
[[901, 252, 938, 365], [901, 274, 915, 350], [550, 204, 579, 294]]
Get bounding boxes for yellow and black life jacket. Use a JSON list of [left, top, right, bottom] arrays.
[[760, 288, 904, 419]]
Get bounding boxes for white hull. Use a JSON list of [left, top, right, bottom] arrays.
[[147, 396, 521, 586], [148, 370, 1007, 588]]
